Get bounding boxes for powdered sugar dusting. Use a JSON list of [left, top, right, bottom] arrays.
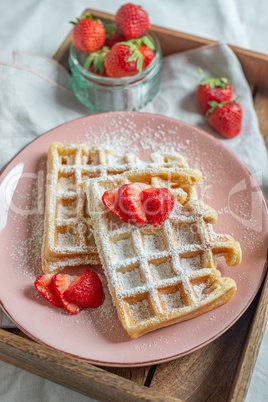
[[43, 142, 192, 273], [150, 259, 175, 281], [113, 237, 136, 261], [0, 111, 266, 365], [86, 166, 241, 337], [9, 159, 46, 279], [162, 290, 184, 311], [118, 267, 143, 290], [181, 255, 201, 272], [129, 299, 153, 322], [143, 231, 165, 254]]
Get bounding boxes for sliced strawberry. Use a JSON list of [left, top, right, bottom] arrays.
[[140, 188, 174, 226], [65, 269, 104, 309], [34, 274, 63, 308], [52, 273, 82, 314], [118, 182, 151, 226], [102, 187, 130, 223]]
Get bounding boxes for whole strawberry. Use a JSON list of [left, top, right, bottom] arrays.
[[115, 3, 150, 39], [139, 44, 155, 69], [207, 101, 242, 138], [104, 42, 148, 78], [71, 16, 105, 53], [105, 32, 126, 48], [196, 68, 233, 115]]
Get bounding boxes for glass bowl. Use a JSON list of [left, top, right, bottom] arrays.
[[68, 32, 162, 112]]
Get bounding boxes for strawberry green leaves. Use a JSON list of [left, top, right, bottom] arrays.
[[83, 46, 110, 74], [121, 35, 155, 73], [198, 67, 231, 89]]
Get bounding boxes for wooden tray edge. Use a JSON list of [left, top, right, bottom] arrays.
[[228, 267, 268, 401], [0, 328, 181, 402], [53, 8, 268, 89]]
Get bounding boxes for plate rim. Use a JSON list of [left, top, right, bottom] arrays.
[[0, 110, 267, 367]]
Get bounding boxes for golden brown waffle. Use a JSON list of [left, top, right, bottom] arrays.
[[42, 142, 195, 274], [84, 167, 241, 338]]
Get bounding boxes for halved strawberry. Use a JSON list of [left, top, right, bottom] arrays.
[[65, 269, 104, 309], [102, 187, 130, 223], [34, 274, 63, 308], [118, 182, 151, 226], [140, 188, 174, 226], [52, 273, 82, 314]]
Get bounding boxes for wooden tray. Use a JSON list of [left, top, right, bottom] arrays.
[[1, 9, 267, 402]]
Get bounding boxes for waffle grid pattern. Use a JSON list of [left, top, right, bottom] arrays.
[[86, 169, 240, 338], [42, 142, 193, 273]]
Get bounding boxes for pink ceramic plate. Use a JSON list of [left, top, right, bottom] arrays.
[[0, 112, 267, 367]]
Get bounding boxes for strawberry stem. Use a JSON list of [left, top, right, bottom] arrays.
[[69, 17, 80, 25], [205, 100, 236, 117], [198, 67, 231, 89], [198, 67, 206, 79], [128, 35, 155, 50], [83, 46, 110, 74]]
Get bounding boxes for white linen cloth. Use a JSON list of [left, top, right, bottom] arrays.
[[1, 0, 268, 63], [0, 42, 267, 402]]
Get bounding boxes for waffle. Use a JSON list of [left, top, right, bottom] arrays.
[[84, 167, 241, 338], [42, 142, 195, 274]]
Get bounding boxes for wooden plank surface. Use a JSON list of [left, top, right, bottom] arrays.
[[254, 88, 268, 149], [0, 328, 179, 402], [228, 271, 268, 401], [148, 287, 258, 402]]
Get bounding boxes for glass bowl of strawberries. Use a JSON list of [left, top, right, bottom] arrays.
[[68, 4, 162, 112]]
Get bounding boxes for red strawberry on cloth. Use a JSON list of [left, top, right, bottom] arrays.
[[71, 15, 105, 53], [140, 188, 174, 226], [196, 68, 233, 115], [115, 3, 150, 39], [34, 274, 63, 308], [118, 182, 151, 226], [52, 273, 82, 314], [65, 269, 104, 309], [206, 100, 243, 138]]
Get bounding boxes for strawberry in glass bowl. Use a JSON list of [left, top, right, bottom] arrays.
[[68, 4, 162, 112]]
